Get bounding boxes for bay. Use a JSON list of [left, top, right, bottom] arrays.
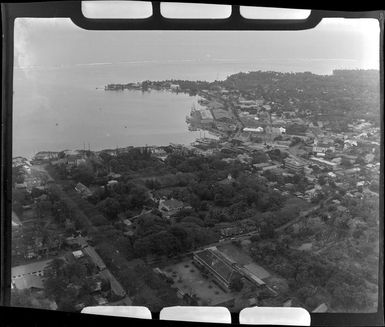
[[12, 58, 353, 158]]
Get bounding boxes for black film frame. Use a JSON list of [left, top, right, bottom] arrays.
[[1, 1, 384, 326]]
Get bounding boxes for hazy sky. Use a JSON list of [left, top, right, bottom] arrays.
[[14, 16, 379, 71]]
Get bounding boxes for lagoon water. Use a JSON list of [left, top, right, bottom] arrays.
[[12, 59, 355, 158], [13, 63, 212, 159]]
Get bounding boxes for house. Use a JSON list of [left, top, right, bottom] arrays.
[[212, 109, 234, 122], [239, 99, 260, 106], [122, 219, 132, 228], [243, 127, 264, 133], [99, 149, 118, 157], [13, 157, 31, 168], [220, 226, 242, 237], [72, 250, 85, 259], [158, 198, 188, 218], [94, 295, 108, 305], [34, 235, 62, 259], [65, 235, 90, 249], [343, 139, 358, 150], [199, 109, 214, 122], [75, 158, 87, 166], [207, 100, 224, 110], [261, 164, 281, 172], [33, 151, 59, 162], [107, 172, 122, 180], [75, 182, 93, 198], [275, 140, 292, 147], [106, 180, 119, 189], [331, 157, 342, 164], [170, 84, 180, 91], [364, 153, 375, 163], [67, 155, 83, 166], [253, 162, 270, 170], [271, 126, 286, 135], [340, 154, 357, 164], [313, 139, 335, 153], [284, 157, 305, 174], [239, 104, 260, 111], [63, 149, 81, 156], [340, 167, 361, 175], [218, 174, 234, 185]]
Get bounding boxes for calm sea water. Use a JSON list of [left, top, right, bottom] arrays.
[[13, 60, 349, 158]]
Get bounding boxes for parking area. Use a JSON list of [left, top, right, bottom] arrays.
[[162, 260, 235, 306]]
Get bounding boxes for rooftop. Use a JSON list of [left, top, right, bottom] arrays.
[[82, 246, 106, 270], [194, 248, 236, 284], [211, 109, 233, 121], [161, 198, 185, 210]]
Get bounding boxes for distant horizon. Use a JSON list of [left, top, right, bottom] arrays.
[[14, 18, 379, 73], [14, 64, 380, 83]]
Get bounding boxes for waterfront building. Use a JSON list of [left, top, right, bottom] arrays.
[[170, 84, 180, 91]]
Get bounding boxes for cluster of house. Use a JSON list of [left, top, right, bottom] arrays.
[[12, 156, 32, 173], [11, 234, 128, 310], [186, 106, 380, 203], [31, 151, 59, 164], [105, 82, 181, 92], [188, 101, 238, 134], [187, 83, 379, 166], [13, 156, 52, 192], [50, 149, 90, 177], [12, 164, 62, 262], [12, 226, 63, 262]]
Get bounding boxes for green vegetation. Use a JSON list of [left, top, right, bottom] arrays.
[[43, 258, 101, 311], [250, 194, 379, 312], [222, 70, 380, 124]]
